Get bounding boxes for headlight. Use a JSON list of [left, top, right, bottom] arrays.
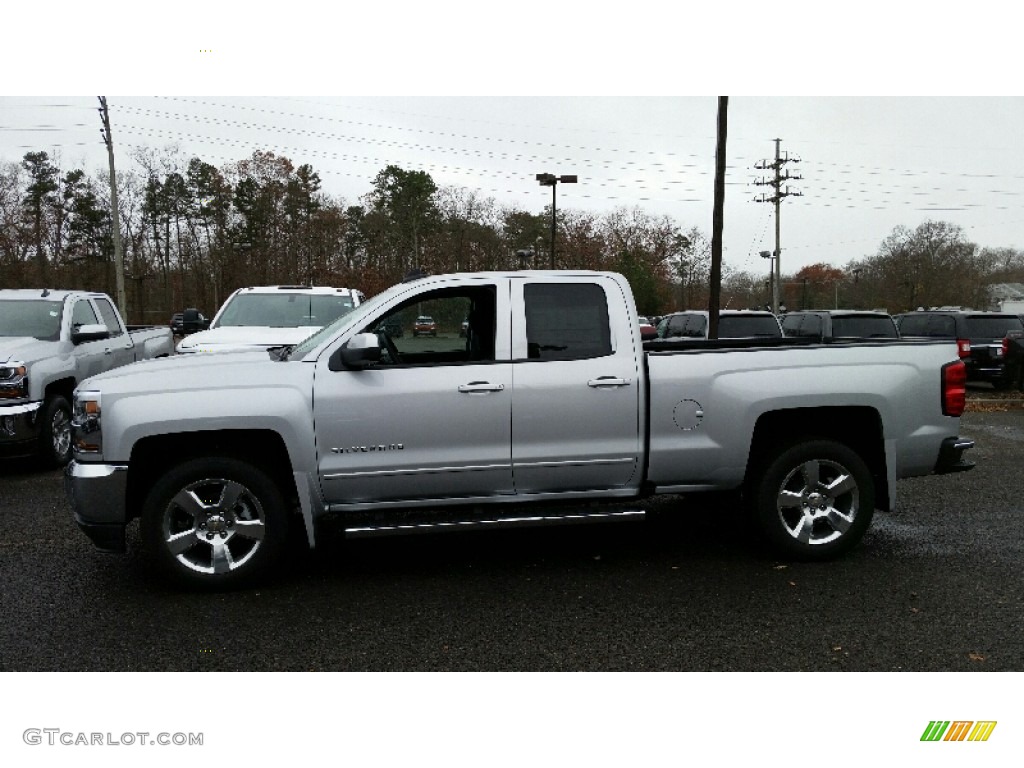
[[72, 390, 103, 455], [0, 360, 28, 400]]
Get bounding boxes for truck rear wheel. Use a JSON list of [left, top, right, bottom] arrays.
[[750, 440, 874, 560], [38, 395, 72, 467], [140, 457, 287, 589]]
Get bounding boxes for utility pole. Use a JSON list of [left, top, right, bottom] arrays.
[[754, 139, 802, 313], [98, 96, 127, 319], [708, 97, 728, 340]]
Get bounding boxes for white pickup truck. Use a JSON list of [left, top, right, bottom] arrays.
[[0, 289, 173, 465], [176, 285, 364, 354], [64, 271, 974, 587]]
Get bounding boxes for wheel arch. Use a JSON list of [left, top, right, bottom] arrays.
[[746, 406, 890, 511], [44, 377, 76, 402], [127, 430, 300, 523]]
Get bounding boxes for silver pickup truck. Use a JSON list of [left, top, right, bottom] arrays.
[[0, 289, 174, 465], [65, 271, 974, 587]]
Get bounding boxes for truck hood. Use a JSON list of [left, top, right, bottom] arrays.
[[0, 337, 64, 365], [78, 348, 282, 394], [176, 326, 320, 354]]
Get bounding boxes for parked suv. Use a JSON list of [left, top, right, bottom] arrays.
[[896, 310, 1024, 388], [655, 310, 782, 339], [782, 310, 899, 341]]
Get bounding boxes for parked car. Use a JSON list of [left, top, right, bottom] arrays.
[[177, 286, 363, 354], [413, 315, 437, 337], [637, 316, 657, 341], [66, 269, 974, 587], [655, 310, 783, 339], [0, 289, 173, 465], [1003, 329, 1024, 391], [781, 310, 899, 341], [895, 310, 1024, 389]]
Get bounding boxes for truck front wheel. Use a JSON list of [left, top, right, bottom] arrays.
[[38, 395, 72, 467], [140, 457, 287, 588], [750, 440, 874, 560]]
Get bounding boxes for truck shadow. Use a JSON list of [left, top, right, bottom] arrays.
[[281, 496, 767, 584]]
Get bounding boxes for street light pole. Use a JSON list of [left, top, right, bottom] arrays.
[[536, 173, 577, 269]]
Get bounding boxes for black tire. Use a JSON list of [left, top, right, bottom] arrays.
[[37, 395, 72, 467], [749, 440, 875, 561], [140, 457, 288, 589]]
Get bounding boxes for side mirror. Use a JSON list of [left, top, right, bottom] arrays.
[[182, 308, 209, 333], [330, 333, 382, 371], [71, 323, 110, 344]]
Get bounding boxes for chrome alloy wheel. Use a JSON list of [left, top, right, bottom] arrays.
[[160, 477, 267, 574], [774, 458, 859, 546], [50, 407, 71, 459]]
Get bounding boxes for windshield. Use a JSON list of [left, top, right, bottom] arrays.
[[0, 299, 64, 340], [214, 292, 355, 329]]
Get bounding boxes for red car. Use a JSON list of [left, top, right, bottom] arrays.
[[638, 316, 657, 341], [413, 315, 437, 337]]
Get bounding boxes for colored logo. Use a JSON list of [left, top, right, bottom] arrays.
[[921, 721, 997, 742]]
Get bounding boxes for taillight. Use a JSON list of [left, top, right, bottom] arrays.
[[1002, 337, 1010, 357], [956, 338, 970, 358], [942, 360, 966, 417]]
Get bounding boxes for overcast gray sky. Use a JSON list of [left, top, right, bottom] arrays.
[[6, 94, 1023, 278], [4, 3, 1022, 278]]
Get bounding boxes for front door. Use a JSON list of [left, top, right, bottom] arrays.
[[315, 280, 514, 504]]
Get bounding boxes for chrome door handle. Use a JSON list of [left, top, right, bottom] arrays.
[[588, 376, 630, 388], [458, 381, 505, 393]]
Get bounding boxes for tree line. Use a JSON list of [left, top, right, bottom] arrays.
[[1, 147, 1022, 324]]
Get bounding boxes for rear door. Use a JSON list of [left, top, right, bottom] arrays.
[[509, 276, 642, 494]]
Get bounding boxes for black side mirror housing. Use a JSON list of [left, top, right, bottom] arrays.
[[182, 308, 209, 333]]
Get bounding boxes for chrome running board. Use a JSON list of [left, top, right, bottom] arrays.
[[343, 508, 646, 539]]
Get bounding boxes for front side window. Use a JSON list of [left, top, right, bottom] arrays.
[[363, 285, 497, 366], [71, 299, 99, 329], [94, 297, 124, 337], [524, 283, 611, 361]]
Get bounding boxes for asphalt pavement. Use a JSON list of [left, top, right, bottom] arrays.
[[1, 408, 1021, 672]]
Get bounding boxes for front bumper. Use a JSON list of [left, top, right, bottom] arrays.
[[64, 460, 129, 552], [934, 436, 976, 474], [0, 401, 42, 455]]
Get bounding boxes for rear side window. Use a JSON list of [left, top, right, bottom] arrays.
[[524, 283, 612, 360]]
